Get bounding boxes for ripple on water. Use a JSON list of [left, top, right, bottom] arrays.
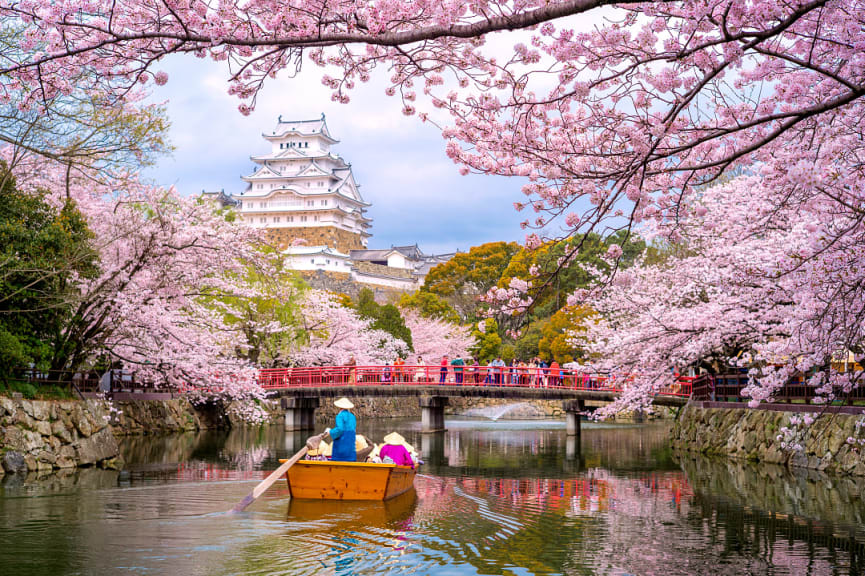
[[3, 423, 865, 576]]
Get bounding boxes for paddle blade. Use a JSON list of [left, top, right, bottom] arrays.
[[231, 446, 308, 513]]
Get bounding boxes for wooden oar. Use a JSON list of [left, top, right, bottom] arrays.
[[231, 446, 308, 513]]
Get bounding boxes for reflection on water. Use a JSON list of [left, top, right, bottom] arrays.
[[0, 420, 863, 575]]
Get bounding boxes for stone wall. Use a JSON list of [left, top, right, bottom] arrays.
[[447, 397, 565, 419], [316, 396, 421, 422], [672, 404, 865, 476], [353, 261, 414, 279], [298, 269, 409, 301], [111, 398, 203, 435], [265, 226, 365, 253], [0, 397, 120, 475]]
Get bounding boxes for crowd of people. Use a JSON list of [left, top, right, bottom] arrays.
[[376, 355, 563, 388]]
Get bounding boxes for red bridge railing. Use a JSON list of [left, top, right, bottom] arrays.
[[257, 365, 694, 398]]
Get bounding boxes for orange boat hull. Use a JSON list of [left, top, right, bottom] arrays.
[[282, 460, 416, 501]]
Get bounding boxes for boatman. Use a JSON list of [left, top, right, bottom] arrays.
[[329, 397, 357, 462]]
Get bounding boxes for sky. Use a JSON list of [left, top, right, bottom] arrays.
[[142, 54, 532, 255]]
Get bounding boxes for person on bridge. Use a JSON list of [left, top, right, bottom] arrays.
[[451, 354, 466, 384], [491, 356, 506, 385], [414, 356, 427, 382], [549, 360, 561, 387], [345, 355, 357, 384], [329, 397, 357, 462], [439, 355, 448, 384], [394, 356, 405, 382]]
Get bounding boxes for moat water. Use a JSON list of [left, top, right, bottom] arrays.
[[1, 419, 863, 575]]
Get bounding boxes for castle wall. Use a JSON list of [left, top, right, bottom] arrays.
[[265, 226, 365, 253]]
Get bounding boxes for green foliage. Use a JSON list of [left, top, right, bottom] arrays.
[[513, 319, 544, 361], [0, 378, 72, 400], [422, 241, 520, 320], [0, 162, 98, 378], [537, 306, 592, 364], [398, 291, 459, 323], [501, 232, 646, 321], [0, 328, 29, 379], [471, 318, 502, 362], [209, 251, 307, 367], [353, 288, 413, 351]]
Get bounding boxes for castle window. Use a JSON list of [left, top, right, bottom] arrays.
[[305, 142, 309, 148], [314, 215, 319, 222], [260, 217, 266, 224], [273, 216, 280, 223]]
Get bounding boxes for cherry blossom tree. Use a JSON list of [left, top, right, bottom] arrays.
[[401, 309, 476, 363], [572, 173, 865, 417], [291, 290, 409, 365], [3, 0, 865, 424], [3, 1, 862, 233], [7, 152, 285, 421]]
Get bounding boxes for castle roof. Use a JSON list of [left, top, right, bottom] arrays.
[[283, 245, 351, 258], [263, 114, 338, 143]]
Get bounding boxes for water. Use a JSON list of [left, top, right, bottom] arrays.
[[461, 402, 547, 420], [1, 419, 864, 575]]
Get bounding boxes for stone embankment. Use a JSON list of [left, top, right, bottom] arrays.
[[0, 396, 226, 476], [111, 398, 204, 435], [0, 397, 120, 475], [672, 403, 865, 476]]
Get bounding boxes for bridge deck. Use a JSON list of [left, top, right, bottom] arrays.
[[270, 384, 688, 407]]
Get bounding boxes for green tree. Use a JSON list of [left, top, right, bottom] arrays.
[[422, 241, 520, 320], [212, 250, 307, 367], [513, 319, 544, 361], [537, 306, 592, 364], [500, 232, 646, 321], [0, 162, 97, 379], [471, 318, 502, 363], [353, 288, 413, 351], [398, 290, 459, 323]]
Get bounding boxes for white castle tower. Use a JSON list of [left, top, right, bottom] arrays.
[[235, 114, 372, 254]]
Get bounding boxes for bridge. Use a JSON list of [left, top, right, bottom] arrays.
[[258, 366, 693, 434]]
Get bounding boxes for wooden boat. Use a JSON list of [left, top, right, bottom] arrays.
[[280, 459, 416, 501], [287, 487, 418, 523]]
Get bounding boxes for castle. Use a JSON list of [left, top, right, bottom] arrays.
[[201, 115, 452, 291]]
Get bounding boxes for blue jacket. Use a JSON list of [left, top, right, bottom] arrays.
[[330, 409, 357, 462]]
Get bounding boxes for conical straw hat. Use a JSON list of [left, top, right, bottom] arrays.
[[383, 432, 407, 445], [334, 397, 354, 410]]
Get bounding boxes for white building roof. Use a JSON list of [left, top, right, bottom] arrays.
[[283, 245, 351, 258], [263, 115, 338, 142]]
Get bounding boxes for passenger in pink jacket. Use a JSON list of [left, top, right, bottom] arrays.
[[379, 432, 415, 468]]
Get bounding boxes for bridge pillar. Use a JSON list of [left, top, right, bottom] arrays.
[[281, 397, 320, 431], [420, 396, 448, 433], [563, 399, 585, 437]]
